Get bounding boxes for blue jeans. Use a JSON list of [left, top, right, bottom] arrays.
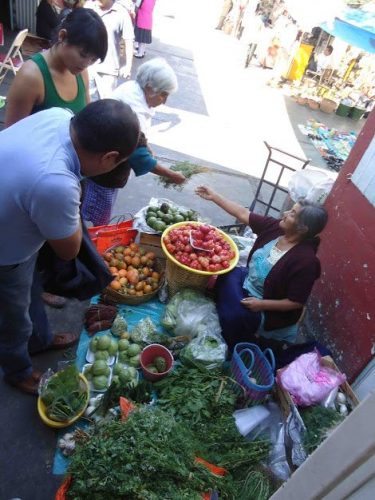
[[0, 254, 53, 383]]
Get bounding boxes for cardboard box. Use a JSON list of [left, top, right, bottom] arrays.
[[139, 232, 165, 260], [275, 355, 359, 419]]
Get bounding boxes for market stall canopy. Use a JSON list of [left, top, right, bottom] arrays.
[[321, 6, 375, 53], [283, 0, 346, 31]]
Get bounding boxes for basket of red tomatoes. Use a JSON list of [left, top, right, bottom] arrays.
[[161, 222, 239, 296]]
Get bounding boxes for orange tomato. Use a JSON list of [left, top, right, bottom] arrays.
[[128, 288, 136, 295], [151, 271, 160, 281], [144, 284, 152, 294], [118, 261, 127, 270], [135, 281, 145, 291], [124, 248, 132, 256], [110, 280, 121, 290], [119, 277, 128, 286], [103, 252, 112, 262], [140, 255, 148, 265], [142, 267, 150, 277], [145, 252, 155, 261], [135, 291, 144, 297], [129, 242, 139, 252], [131, 256, 141, 267], [109, 266, 119, 275], [127, 268, 139, 285], [118, 269, 127, 278], [124, 255, 132, 265]]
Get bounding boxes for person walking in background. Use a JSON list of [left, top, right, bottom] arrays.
[[0, 100, 140, 395], [215, 0, 233, 31], [36, 0, 59, 40], [85, 0, 134, 98], [134, 0, 156, 59]]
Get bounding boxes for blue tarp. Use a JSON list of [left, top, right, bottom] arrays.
[[321, 7, 375, 53]]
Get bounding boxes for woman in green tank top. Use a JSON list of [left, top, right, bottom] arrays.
[[5, 8, 108, 126]]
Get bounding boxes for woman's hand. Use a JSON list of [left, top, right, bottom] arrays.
[[195, 185, 217, 201], [241, 297, 265, 312]]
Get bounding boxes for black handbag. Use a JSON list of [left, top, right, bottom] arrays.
[[37, 223, 112, 300]]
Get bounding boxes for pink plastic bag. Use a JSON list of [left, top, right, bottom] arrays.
[[277, 350, 346, 407]]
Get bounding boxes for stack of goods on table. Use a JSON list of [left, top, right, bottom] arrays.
[[298, 119, 357, 172]]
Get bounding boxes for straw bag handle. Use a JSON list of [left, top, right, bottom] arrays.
[[239, 348, 255, 376], [263, 348, 275, 371]]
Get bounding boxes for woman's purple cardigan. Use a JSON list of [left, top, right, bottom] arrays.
[[246, 213, 321, 331]]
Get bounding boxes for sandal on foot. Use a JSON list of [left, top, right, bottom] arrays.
[[8, 370, 42, 396], [42, 292, 67, 309], [47, 332, 79, 350]]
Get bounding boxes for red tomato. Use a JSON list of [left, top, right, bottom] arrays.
[[166, 243, 176, 254]]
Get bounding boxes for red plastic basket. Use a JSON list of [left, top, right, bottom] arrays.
[[231, 343, 275, 403], [88, 218, 137, 254]]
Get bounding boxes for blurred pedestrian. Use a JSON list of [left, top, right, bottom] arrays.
[[85, 0, 134, 98], [36, 0, 59, 40], [134, 0, 156, 59]]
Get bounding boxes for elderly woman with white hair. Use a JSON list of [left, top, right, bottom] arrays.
[[81, 57, 185, 226]]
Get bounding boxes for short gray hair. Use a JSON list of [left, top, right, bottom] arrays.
[[297, 199, 328, 239], [136, 57, 178, 94]]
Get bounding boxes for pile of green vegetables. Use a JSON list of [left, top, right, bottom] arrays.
[[67, 367, 275, 498], [301, 406, 343, 454], [157, 161, 209, 191], [41, 366, 87, 422], [145, 202, 198, 232]]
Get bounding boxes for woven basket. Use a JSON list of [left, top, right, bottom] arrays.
[[166, 259, 209, 297], [231, 343, 275, 403], [320, 98, 337, 114], [104, 258, 165, 305], [308, 99, 320, 110]]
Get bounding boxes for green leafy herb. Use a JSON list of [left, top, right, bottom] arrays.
[[301, 406, 343, 454], [157, 161, 209, 191], [41, 366, 87, 422], [67, 407, 222, 499]]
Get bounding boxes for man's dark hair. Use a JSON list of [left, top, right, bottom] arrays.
[[72, 99, 140, 159], [326, 45, 334, 55], [53, 8, 108, 62]]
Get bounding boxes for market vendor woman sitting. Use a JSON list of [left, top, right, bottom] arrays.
[[196, 186, 328, 352]]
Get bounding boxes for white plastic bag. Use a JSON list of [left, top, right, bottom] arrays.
[[288, 168, 337, 205], [133, 197, 200, 234]]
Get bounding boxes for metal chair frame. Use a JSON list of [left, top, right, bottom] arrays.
[[250, 142, 310, 216], [0, 28, 28, 87]]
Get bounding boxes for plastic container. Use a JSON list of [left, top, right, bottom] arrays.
[[231, 343, 275, 403], [336, 103, 352, 117], [161, 222, 239, 277], [37, 374, 89, 428], [140, 344, 174, 382], [349, 107, 365, 121]]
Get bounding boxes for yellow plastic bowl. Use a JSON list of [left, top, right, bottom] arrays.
[[161, 221, 239, 276], [37, 373, 90, 429]]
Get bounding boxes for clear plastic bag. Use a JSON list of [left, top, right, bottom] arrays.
[[161, 288, 221, 338], [179, 332, 227, 370], [288, 168, 337, 205]]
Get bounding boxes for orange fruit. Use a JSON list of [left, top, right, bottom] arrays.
[[110, 280, 121, 290], [109, 266, 119, 275]]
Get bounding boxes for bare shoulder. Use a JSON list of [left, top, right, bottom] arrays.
[[15, 59, 44, 87]]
